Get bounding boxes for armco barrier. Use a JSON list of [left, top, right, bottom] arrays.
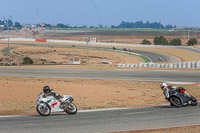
[[118, 61, 200, 69]]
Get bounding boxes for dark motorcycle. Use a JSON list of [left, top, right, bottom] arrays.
[[166, 87, 198, 107]]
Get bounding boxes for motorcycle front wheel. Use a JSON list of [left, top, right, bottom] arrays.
[[65, 103, 77, 115], [36, 103, 51, 116], [170, 97, 183, 107], [190, 96, 198, 106]]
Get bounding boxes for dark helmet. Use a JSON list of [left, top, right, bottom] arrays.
[[43, 86, 50, 93], [177, 87, 186, 93]]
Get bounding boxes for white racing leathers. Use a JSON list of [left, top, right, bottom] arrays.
[[44, 90, 62, 100]]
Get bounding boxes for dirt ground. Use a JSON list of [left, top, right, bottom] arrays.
[[113, 125, 200, 133]]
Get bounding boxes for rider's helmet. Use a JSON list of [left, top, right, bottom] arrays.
[[160, 83, 167, 90], [43, 86, 50, 93]]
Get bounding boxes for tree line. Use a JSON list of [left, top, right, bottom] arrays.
[[112, 21, 176, 29], [141, 36, 198, 46], [0, 19, 177, 30]]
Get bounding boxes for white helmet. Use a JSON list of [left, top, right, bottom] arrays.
[[160, 83, 167, 90]]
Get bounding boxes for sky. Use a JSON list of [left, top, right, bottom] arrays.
[[0, 0, 200, 27]]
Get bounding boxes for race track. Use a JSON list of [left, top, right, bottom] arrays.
[[0, 104, 200, 133], [0, 68, 199, 83]]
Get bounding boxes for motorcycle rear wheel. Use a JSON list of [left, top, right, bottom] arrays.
[[65, 103, 77, 115], [170, 97, 183, 107], [36, 103, 51, 116]]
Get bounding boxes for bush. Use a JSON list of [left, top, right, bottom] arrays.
[[140, 39, 151, 45], [23, 57, 33, 64], [169, 38, 182, 46], [187, 38, 198, 46], [154, 36, 168, 45]]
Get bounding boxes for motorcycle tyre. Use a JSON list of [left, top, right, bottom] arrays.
[[169, 97, 183, 108], [36, 103, 51, 116], [65, 103, 77, 115], [170, 103, 175, 107], [190, 96, 198, 106]]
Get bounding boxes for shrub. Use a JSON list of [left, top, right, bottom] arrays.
[[187, 38, 198, 46], [140, 39, 151, 45], [169, 38, 182, 46], [23, 57, 33, 64], [154, 36, 168, 45]]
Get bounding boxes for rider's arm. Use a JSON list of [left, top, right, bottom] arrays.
[[184, 91, 191, 97], [49, 90, 62, 100], [164, 87, 169, 99]]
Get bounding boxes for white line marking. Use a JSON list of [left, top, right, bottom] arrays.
[[0, 103, 199, 118], [167, 82, 197, 85]]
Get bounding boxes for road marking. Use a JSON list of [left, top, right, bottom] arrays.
[[0, 102, 199, 118], [0, 115, 22, 118], [167, 82, 200, 85]]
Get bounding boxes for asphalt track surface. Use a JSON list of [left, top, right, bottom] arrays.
[[0, 104, 200, 133], [0, 68, 199, 83], [1, 42, 181, 63]]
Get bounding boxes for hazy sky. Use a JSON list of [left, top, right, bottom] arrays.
[[0, 0, 199, 27]]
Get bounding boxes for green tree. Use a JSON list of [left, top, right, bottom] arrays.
[[187, 38, 198, 46], [45, 23, 52, 28], [57, 23, 65, 28], [23, 57, 33, 64], [169, 38, 182, 46], [154, 36, 168, 45], [14, 22, 22, 29], [140, 39, 151, 45], [0, 20, 5, 25]]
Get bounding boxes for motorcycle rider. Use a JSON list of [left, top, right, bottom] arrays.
[[160, 83, 176, 99], [160, 83, 191, 99], [43, 86, 65, 103]]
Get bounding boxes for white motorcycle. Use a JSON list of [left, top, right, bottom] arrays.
[[36, 92, 77, 116]]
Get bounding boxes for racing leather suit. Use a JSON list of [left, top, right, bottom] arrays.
[[163, 85, 176, 99], [44, 89, 62, 100]]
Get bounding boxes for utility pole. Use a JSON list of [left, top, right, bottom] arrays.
[[3, 16, 11, 63], [84, 28, 89, 65]]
